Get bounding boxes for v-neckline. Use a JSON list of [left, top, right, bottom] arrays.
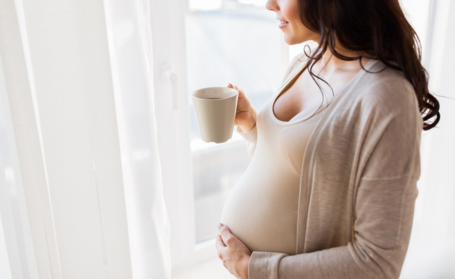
[[269, 58, 377, 125]]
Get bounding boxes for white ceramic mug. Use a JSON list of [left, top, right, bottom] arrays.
[[192, 87, 239, 143]]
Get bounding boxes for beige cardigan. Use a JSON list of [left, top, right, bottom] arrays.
[[238, 52, 422, 279]]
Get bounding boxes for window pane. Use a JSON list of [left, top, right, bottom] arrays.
[[185, 0, 284, 243]]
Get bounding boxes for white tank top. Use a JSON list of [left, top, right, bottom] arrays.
[[219, 89, 334, 255]]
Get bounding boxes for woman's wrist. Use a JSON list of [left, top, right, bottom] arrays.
[[241, 254, 251, 279], [238, 123, 256, 133], [237, 108, 257, 133]]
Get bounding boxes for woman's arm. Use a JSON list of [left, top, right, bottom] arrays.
[[247, 107, 422, 279], [237, 118, 258, 158]]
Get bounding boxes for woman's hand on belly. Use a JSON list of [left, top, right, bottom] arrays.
[[216, 223, 252, 279]]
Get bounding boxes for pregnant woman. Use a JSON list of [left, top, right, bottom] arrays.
[[215, 0, 440, 278]]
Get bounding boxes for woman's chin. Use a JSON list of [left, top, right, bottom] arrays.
[[283, 35, 293, 45], [283, 33, 305, 45], [283, 37, 299, 45]]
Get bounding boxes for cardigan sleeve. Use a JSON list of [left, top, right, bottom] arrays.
[[247, 108, 422, 279]]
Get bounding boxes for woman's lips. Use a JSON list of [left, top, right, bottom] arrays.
[[279, 21, 289, 28]]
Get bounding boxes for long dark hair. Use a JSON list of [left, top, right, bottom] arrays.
[[297, 0, 440, 130]]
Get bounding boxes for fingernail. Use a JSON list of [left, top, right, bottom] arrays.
[[227, 83, 231, 87], [218, 223, 223, 229]]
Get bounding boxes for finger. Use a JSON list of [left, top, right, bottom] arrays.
[[237, 88, 245, 97], [227, 84, 246, 100], [219, 233, 227, 246], [231, 85, 244, 97], [219, 225, 233, 246], [215, 234, 226, 258]]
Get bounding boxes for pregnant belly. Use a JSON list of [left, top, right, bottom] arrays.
[[219, 169, 300, 255]]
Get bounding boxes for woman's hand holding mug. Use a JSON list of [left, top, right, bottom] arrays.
[[227, 83, 257, 133]]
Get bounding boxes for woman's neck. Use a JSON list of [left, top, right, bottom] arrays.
[[314, 41, 370, 75]]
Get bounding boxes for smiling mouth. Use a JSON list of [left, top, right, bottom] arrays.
[[278, 21, 289, 28]]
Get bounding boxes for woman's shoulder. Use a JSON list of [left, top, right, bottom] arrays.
[[282, 43, 316, 82], [290, 42, 319, 65], [354, 60, 419, 116]]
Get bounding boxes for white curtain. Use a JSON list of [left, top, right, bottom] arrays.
[[0, 0, 171, 278], [400, 0, 455, 278]]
